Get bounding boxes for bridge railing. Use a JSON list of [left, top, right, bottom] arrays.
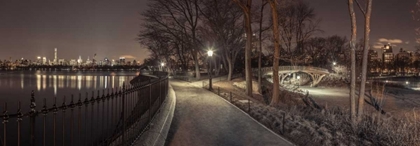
[[253, 66, 329, 75], [0, 71, 169, 146]]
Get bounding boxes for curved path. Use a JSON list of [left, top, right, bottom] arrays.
[[165, 80, 293, 146]]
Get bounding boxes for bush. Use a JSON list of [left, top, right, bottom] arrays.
[[244, 103, 420, 146]]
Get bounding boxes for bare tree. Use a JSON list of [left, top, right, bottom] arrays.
[[141, 0, 202, 79], [200, 0, 245, 81], [233, 0, 254, 96], [412, 0, 420, 43], [355, 0, 373, 122], [277, 0, 319, 64], [268, 0, 281, 105], [257, 1, 271, 93], [139, 26, 175, 69], [304, 37, 327, 67], [347, 0, 357, 124]]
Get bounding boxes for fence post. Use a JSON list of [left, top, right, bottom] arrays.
[[3, 102, 8, 146], [77, 94, 82, 146], [149, 78, 152, 123], [62, 96, 67, 146], [29, 90, 36, 146], [90, 92, 95, 146], [53, 97, 57, 146], [42, 98, 48, 146], [17, 101, 22, 146], [282, 112, 286, 134], [159, 77, 162, 104], [83, 93, 89, 146], [70, 95, 74, 146], [122, 83, 126, 146], [248, 98, 250, 113]]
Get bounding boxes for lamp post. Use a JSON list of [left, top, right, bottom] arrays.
[[297, 75, 301, 87], [208, 50, 213, 90], [161, 62, 165, 71]]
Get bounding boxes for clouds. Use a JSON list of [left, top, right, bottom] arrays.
[[373, 38, 405, 49], [378, 38, 403, 44], [373, 43, 384, 49], [119, 55, 136, 59]]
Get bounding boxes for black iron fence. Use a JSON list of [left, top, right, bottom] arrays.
[[1, 72, 169, 146]]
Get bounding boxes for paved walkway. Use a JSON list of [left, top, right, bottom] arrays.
[[165, 79, 294, 146]]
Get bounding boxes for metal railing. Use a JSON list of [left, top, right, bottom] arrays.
[[253, 66, 330, 76], [1, 72, 169, 146]]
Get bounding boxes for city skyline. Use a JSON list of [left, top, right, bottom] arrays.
[[0, 0, 148, 61], [0, 47, 138, 62], [0, 0, 419, 61], [304, 0, 419, 53]]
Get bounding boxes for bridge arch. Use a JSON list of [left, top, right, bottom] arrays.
[[253, 66, 329, 87]]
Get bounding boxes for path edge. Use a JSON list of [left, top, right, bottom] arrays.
[[133, 84, 176, 146]]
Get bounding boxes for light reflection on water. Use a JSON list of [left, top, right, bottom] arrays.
[[375, 77, 420, 91], [0, 71, 140, 146], [0, 71, 139, 107]]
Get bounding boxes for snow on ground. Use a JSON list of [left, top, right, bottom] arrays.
[[212, 78, 420, 145], [301, 85, 420, 117]]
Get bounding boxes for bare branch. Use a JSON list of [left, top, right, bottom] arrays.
[[355, 0, 366, 16]]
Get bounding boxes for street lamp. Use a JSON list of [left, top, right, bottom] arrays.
[[207, 50, 214, 90], [161, 62, 165, 71], [297, 75, 301, 87]]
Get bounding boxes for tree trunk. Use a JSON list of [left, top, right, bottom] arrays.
[[194, 55, 200, 79], [215, 57, 220, 76], [226, 51, 233, 81], [269, 0, 281, 105], [233, 0, 253, 96], [348, 0, 357, 124], [258, 2, 266, 94], [357, 0, 372, 121], [244, 1, 253, 96], [221, 50, 228, 74]]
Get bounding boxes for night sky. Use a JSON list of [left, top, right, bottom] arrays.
[[0, 0, 149, 61], [0, 0, 418, 62], [304, 0, 418, 53]]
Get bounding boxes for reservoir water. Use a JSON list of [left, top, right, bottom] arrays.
[[0, 70, 139, 145], [0, 71, 139, 106], [373, 76, 420, 91]]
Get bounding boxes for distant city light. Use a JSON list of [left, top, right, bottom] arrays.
[[385, 80, 389, 83], [297, 76, 301, 79], [406, 81, 409, 84], [333, 62, 336, 65], [161, 62, 165, 67]]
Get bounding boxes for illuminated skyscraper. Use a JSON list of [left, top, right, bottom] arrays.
[[54, 48, 57, 64], [77, 56, 83, 64]]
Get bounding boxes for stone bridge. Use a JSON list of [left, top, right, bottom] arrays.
[[253, 66, 330, 87]]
